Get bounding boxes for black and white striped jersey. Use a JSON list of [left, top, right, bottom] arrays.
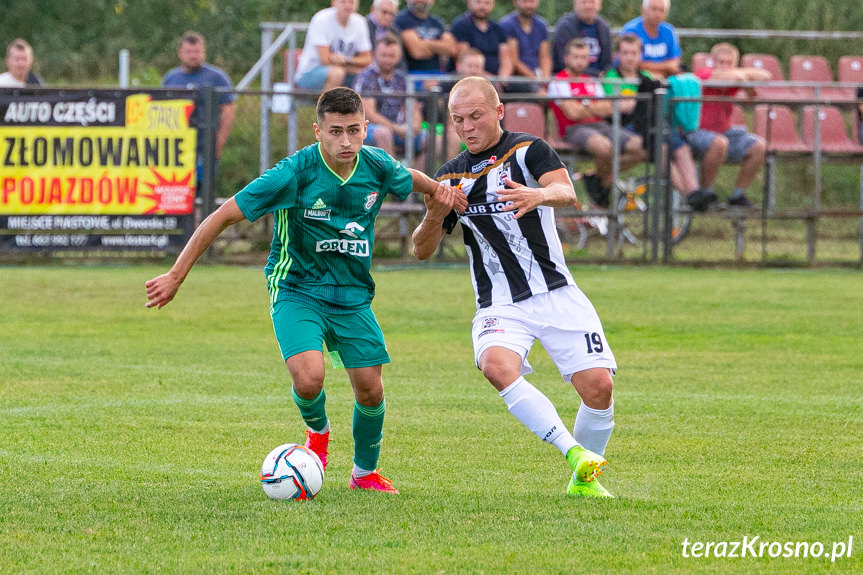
[[436, 130, 575, 309]]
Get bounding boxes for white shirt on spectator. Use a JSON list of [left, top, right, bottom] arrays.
[[296, 7, 373, 79], [0, 72, 25, 87]]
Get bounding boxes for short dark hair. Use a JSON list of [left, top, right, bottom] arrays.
[[615, 33, 642, 51], [378, 32, 401, 47], [179, 31, 205, 49], [565, 38, 588, 54], [316, 87, 364, 120]]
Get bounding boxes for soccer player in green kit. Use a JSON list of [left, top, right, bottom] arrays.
[[145, 87, 466, 494]]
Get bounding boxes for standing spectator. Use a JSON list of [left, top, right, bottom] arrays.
[[548, 39, 645, 207], [620, 0, 681, 79], [603, 34, 704, 209], [500, 0, 552, 90], [551, 0, 612, 76], [162, 31, 236, 204], [413, 77, 618, 498], [396, 0, 456, 78], [0, 39, 44, 87], [450, 0, 513, 81], [686, 42, 770, 208], [353, 34, 429, 167], [366, 0, 401, 50], [295, 0, 373, 92]]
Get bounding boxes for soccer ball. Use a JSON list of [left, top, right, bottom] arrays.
[[260, 443, 325, 500]]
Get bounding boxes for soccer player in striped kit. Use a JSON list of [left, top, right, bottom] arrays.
[[413, 76, 616, 497], [145, 87, 465, 494]]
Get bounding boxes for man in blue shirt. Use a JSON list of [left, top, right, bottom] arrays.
[[551, 0, 612, 76], [500, 0, 551, 87], [162, 31, 236, 200], [620, 0, 681, 79], [450, 0, 513, 80], [395, 0, 456, 75]]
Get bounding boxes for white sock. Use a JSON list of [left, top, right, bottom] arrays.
[[310, 422, 330, 434], [499, 377, 578, 456], [352, 465, 374, 478], [573, 401, 615, 456]]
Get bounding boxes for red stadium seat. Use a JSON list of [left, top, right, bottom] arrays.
[[690, 52, 713, 72], [837, 56, 863, 101], [789, 55, 846, 101], [753, 105, 810, 153], [801, 106, 863, 153], [502, 102, 546, 138], [741, 54, 799, 101]]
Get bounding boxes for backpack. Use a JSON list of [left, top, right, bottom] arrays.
[[666, 73, 702, 133]]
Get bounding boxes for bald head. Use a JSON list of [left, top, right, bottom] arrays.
[[447, 76, 504, 154], [448, 76, 500, 111]]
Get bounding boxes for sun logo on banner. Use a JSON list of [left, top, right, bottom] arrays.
[[141, 168, 195, 214]]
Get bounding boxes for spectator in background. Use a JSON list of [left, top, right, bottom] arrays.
[[396, 0, 456, 78], [456, 48, 487, 77], [450, 0, 513, 82], [366, 0, 401, 50], [295, 0, 372, 92], [162, 31, 236, 206], [603, 34, 703, 208], [620, 0, 681, 79], [551, 0, 612, 76], [686, 42, 769, 208], [354, 34, 429, 167], [857, 86, 863, 144], [548, 39, 645, 207], [0, 38, 44, 87], [500, 0, 551, 91]]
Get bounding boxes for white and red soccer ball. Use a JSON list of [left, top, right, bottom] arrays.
[[260, 443, 325, 500]]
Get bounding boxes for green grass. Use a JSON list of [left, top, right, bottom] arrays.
[[1, 265, 862, 573]]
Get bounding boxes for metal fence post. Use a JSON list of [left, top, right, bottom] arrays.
[[200, 87, 218, 222], [260, 26, 273, 175]]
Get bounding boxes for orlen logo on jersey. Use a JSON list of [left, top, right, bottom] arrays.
[[471, 155, 497, 173], [315, 222, 369, 256]]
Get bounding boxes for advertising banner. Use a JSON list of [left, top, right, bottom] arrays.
[[0, 89, 198, 256]]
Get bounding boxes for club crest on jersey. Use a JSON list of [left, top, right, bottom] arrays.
[[364, 191, 379, 210], [471, 155, 497, 174], [497, 162, 511, 188], [482, 317, 499, 328]]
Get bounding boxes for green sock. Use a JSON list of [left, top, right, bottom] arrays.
[[352, 398, 385, 471], [291, 387, 328, 433]]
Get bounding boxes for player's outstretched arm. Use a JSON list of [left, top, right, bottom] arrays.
[[145, 198, 247, 309], [408, 168, 467, 212], [496, 168, 577, 219], [412, 191, 453, 261]]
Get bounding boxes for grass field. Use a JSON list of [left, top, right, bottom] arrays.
[[1, 264, 861, 574]]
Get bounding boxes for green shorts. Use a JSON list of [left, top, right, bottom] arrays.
[[270, 296, 390, 369]]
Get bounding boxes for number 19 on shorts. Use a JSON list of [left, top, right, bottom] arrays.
[[584, 332, 604, 353]]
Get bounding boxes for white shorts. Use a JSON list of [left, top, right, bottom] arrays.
[[471, 285, 617, 382]]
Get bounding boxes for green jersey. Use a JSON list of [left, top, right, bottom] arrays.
[[234, 144, 413, 310]]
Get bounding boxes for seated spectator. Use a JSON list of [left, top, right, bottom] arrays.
[[450, 0, 513, 82], [500, 0, 552, 92], [551, 0, 612, 76], [367, 0, 401, 50], [396, 0, 456, 79], [548, 39, 645, 207], [620, 0, 681, 79], [295, 0, 372, 92], [456, 48, 487, 77], [354, 34, 429, 167], [603, 34, 703, 208], [0, 39, 44, 87], [686, 42, 770, 208]]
